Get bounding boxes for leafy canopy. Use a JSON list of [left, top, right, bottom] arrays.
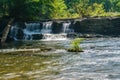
[[0, 0, 120, 20]]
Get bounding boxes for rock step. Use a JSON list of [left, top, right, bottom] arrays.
[[0, 48, 41, 53]]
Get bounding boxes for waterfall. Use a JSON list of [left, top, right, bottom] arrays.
[[10, 25, 19, 40], [23, 23, 41, 40], [23, 22, 53, 40], [41, 22, 52, 33], [41, 22, 67, 40], [10, 21, 74, 41], [62, 22, 74, 33], [24, 22, 41, 34]]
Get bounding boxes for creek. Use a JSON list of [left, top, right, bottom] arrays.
[[0, 38, 120, 80]]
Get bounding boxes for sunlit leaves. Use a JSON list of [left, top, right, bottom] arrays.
[[89, 3, 105, 16], [0, 0, 120, 20], [49, 0, 68, 19], [68, 38, 84, 52]]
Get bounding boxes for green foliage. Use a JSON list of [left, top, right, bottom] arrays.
[[0, 0, 10, 17], [0, 0, 120, 20], [48, 0, 68, 19], [71, 38, 84, 50], [65, 0, 120, 18], [116, 2, 120, 12], [68, 38, 84, 52], [65, 0, 90, 17], [89, 0, 120, 12], [104, 12, 120, 17], [88, 3, 105, 17], [9, 0, 41, 21]]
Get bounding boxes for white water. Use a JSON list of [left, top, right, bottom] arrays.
[[10, 25, 19, 40], [62, 22, 74, 33], [10, 22, 74, 40], [23, 23, 41, 40], [24, 23, 40, 32], [41, 22, 52, 33], [42, 33, 67, 41]]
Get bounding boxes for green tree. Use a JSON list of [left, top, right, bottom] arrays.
[[38, 0, 52, 19], [67, 0, 90, 17], [88, 3, 105, 17], [0, 0, 120, 20], [9, 0, 41, 21], [89, 0, 120, 12], [113, 0, 120, 12], [116, 2, 120, 12], [48, 0, 68, 19], [0, 0, 10, 17]]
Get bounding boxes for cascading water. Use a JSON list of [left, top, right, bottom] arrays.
[[23, 23, 41, 40], [41, 22, 52, 33], [41, 22, 68, 40], [10, 21, 74, 40], [10, 25, 19, 40], [62, 22, 74, 33]]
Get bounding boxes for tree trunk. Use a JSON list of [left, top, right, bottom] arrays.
[[1, 18, 14, 43]]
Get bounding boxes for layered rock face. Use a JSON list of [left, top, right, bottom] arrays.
[[73, 17, 120, 35], [9, 17, 120, 40]]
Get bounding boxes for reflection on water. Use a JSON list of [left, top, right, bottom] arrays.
[[0, 38, 120, 80]]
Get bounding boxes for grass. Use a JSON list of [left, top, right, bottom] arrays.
[[67, 38, 84, 52]]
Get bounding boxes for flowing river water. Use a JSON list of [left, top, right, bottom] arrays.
[[0, 38, 120, 80]]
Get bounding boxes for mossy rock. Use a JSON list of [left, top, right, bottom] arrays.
[[67, 48, 84, 52]]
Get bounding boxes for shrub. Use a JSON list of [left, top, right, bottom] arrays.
[[68, 38, 84, 52]]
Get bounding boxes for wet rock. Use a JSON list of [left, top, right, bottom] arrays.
[[73, 17, 120, 36], [16, 22, 26, 29], [67, 33, 78, 38], [78, 34, 103, 38], [67, 48, 84, 52], [32, 34, 43, 40], [16, 28, 24, 39], [52, 22, 63, 33]]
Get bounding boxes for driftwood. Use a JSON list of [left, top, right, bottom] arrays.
[[1, 18, 14, 43]]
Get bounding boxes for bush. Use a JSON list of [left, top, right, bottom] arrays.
[[67, 38, 84, 52]]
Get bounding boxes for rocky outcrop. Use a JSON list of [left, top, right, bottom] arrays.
[[73, 17, 120, 35], [52, 22, 63, 33], [8, 17, 120, 41]]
